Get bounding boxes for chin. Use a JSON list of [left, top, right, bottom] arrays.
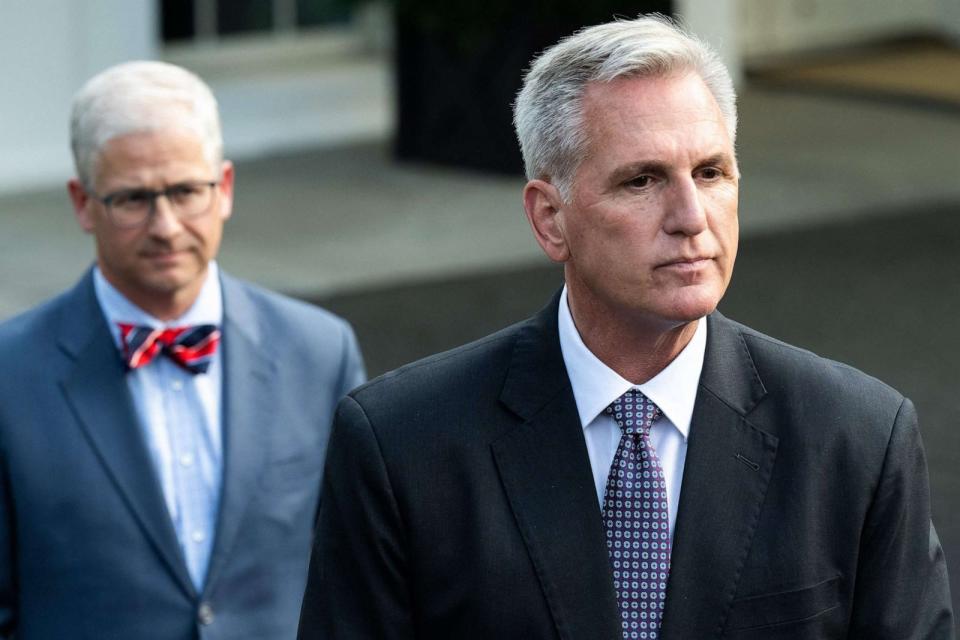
[[663, 290, 723, 323], [137, 273, 195, 297]]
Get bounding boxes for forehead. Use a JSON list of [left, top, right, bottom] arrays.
[[580, 72, 731, 162], [95, 128, 213, 186]]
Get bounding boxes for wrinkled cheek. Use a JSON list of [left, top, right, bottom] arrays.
[[719, 246, 738, 288], [721, 211, 740, 264], [198, 228, 224, 262]]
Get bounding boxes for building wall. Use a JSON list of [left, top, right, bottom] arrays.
[[676, 0, 743, 85], [739, 0, 953, 60], [940, 0, 960, 43], [0, 0, 156, 193]]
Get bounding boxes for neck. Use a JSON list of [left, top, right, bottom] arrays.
[[121, 288, 199, 322], [133, 294, 199, 322], [566, 291, 701, 385]]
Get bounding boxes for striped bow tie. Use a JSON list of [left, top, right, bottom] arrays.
[[118, 323, 221, 374]]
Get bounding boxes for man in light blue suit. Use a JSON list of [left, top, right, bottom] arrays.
[[0, 61, 365, 639]]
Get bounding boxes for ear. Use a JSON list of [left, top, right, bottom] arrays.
[[523, 179, 570, 263], [217, 161, 235, 221], [67, 178, 96, 233]]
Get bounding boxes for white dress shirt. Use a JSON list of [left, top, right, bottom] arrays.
[[557, 286, 706, 541], [94, 263, 224, 588]]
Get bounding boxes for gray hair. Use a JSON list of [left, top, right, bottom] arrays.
[[70, 60, 223, 187], [513, 14, 737, 198]]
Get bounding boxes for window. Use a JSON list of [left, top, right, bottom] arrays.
[[161, 0, 352, 43]]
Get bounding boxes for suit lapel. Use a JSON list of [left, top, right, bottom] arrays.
[[203, 274, 275, 590], [659, 313, 778, 639], [58, 272, 196, 597], [492, 294, 622, 640]]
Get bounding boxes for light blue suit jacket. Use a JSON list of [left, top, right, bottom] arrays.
[[0, 269, 365, 639]]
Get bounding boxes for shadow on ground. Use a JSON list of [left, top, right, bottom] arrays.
[[314, 200, 960, 621]]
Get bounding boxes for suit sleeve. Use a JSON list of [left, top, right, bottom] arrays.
[[0, 438, 16, 638], [299, 395, 415, 640], [848, 398, 955, 638]]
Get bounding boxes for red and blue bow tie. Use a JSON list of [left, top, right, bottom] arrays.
[[118, 323, 221, 374]]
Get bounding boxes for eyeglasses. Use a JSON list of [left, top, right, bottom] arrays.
[[88, 181, 220, 229]]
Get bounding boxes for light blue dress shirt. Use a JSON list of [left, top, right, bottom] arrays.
[[94, 263, 223, 591]]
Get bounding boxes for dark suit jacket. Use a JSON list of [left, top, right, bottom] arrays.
[[0, 270, 365, 640], [300, 294, 953, 639]]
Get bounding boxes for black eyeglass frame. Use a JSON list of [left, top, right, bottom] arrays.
[[86, 180, 221, 229]]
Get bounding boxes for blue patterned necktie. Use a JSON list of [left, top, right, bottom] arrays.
[[602, 389, 670, 639]]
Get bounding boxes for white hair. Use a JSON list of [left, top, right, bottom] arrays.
[[513, 14, 737, 198], [70, 60, 223, 187]]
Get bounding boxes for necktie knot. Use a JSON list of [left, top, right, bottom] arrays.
[[605, 388, 661, 437], [118, 322, 220, 374]]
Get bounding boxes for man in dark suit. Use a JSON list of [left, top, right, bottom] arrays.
[[0, 61, 365, 639], [299, 15, 953, 640]]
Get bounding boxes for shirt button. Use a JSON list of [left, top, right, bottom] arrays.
[[197, 602, 215, 625], [171, 380, 183, 391], [191, 530, 206, 543], [179, 452, 194, 467]]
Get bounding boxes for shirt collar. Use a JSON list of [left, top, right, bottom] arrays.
[[93, 261, 224, 349], [557, 285, 707, 440]]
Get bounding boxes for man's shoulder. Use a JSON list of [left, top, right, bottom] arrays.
[[716, 314, 904, 410], [352, 316, 528, 406], [220, 274, 364, 388], [0, 278, 98, 391], [221, 273, 352, 335], [0, 280, 84, 349]]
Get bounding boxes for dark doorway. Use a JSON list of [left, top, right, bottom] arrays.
[[394, 2, 674, 174]]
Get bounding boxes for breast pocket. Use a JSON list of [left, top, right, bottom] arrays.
[[726, 575, 842, 632]]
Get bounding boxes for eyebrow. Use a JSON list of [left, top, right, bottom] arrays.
[[610, 161, 668, 183], [102, 179, 211, 193], [696, 153, 736, 169]]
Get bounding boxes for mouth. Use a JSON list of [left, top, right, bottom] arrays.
[[140, 248, 191, 263], [657, 256, 713, 272]]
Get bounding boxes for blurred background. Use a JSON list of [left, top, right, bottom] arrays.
[[2, 0, 959, 623]]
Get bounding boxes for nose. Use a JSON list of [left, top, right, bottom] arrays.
[[663, 176, 708, 236], [146, 194, 184, 238]]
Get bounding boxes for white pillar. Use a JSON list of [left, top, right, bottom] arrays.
[[0, 0, 156, 193], [674, 0, 743, 87], [938, 0, 960, 43]]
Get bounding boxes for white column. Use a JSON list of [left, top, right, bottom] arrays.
[[939, 0, 960, 42], [674, 0, 743, 87], [0, 0, 156, 193]]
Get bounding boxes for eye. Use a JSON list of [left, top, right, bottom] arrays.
[[697, 167, 724, 181], [110, 189, 152, 209], [625, 175, 655, 189], [167, 183, 204, 204], [172, 183, 202, 196]]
